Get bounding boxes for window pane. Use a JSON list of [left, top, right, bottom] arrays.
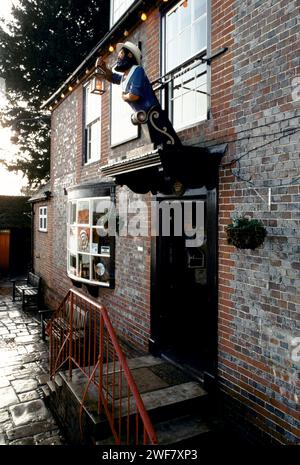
[[91, 256, 110, 284], [69, 203, 76, 224], [111, 0, 135, 25], [192, 17, 207, 55], [77, 201, 89, 224], [193, 0, 206, 19], [69, 227, 77, 252], [178, 0, 190, 30], [43, 218, 47, 230], [89, 120, 101, 161], [91, 228, 111, 254], [78, 227, 90, 253], [85, 84, 101, 125], [39, 218, 43, 229], [69, 253, 77, 275], [92, 198, 111, 226], [78, 254, 90, 280]]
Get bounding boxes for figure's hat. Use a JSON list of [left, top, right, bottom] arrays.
[[116, 41, 142, 65]]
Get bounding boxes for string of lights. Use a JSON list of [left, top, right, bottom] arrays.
[[45, 0, 185, 111]]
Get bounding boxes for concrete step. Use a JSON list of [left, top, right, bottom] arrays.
[[54, 374, 63, 388], [155, 414, 211, 444], [50, 355, 210, 445], [41, 385, 51, 398], [96, 413, 211, 446], [47, 380, 56, 393]]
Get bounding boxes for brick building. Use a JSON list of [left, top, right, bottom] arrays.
[[34, 0, 299, 444]]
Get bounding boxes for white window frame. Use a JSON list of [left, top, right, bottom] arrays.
[[67, 197, 114, 287], [39, 206, 47, 232], [84, 81, 101, 164], [110, 0, 135, 26], [163, 0, 209, 130]]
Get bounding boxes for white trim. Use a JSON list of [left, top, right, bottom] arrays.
[[110, 0, 135, 27]]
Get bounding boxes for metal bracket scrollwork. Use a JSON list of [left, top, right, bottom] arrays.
[[148, 110, 175, 145]]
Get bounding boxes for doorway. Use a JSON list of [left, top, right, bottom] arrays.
[[0, 230, 10, 274], [150, 187, 218, 377]]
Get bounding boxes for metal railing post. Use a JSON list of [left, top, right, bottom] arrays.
[[69, 292, 74, 379]]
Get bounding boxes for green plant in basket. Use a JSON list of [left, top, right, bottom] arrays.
[[226, 216, 267, 250]]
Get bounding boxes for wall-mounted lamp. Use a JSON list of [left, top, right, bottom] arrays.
[[63, 187, 68, 196], [44, 190, 51, 199], [90, 65, 106, 95]]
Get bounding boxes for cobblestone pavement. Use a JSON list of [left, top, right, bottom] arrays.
[[0, 283, 65, 445]]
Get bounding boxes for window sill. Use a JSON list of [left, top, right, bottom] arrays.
[[38, 229, 48, 233], [84, 158, 101, 167], [175, 118, 208, 135], [67, 272, 110, 288]]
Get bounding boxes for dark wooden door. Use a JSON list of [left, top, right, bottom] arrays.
[[0, 230, 10, 272], [151, 188, 218, 376]]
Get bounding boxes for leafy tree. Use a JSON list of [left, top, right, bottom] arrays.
[[0, 0, 109, 188]]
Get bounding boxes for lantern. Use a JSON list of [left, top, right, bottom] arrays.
[[90, 66, 106, 95]]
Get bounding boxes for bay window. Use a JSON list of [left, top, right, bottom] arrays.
[[163, 0, 208, 129], [67, 196, 115, 287]]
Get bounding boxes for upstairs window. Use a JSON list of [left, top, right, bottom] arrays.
[[163, 0, 208, 130], [110, 0, 135, 26], [39, 206, 47, 232], [84, 81, 101, 164]]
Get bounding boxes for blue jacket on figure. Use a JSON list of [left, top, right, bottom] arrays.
[[112, 65, 160, 113]]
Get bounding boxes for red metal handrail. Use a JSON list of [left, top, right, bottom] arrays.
[[46, 288, 158, 445]]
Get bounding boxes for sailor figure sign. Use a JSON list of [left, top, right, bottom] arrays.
[[96, 42, 182, 148]]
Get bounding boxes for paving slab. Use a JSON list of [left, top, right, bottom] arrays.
[[0, 377, 10, 388], [7, 419, 57, 440], [0, 386, 19, 409], [0, 410, 10, 423], [18, 390, 40, 402], [10, 399, 50, 426], [0, 293, 65, 445]]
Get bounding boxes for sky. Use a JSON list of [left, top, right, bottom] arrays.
[[0, 0, 27, 196]]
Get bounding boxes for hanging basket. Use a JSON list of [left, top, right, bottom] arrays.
[[226, 216, 267, 250]]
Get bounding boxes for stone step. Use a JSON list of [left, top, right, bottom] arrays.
[[54, 375, 63, 388], [47, 380, 56, 394], [41, 385, 51, 398], [155, 414, 211, 444], [50, 355, 209, 446], [96, 414, 211, 446]]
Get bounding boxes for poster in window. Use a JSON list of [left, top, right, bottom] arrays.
[[92, 256, 110, 283], [78, 227, 90, 253], [77, 200, 89, 224], [78, 254, 90, 279]]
